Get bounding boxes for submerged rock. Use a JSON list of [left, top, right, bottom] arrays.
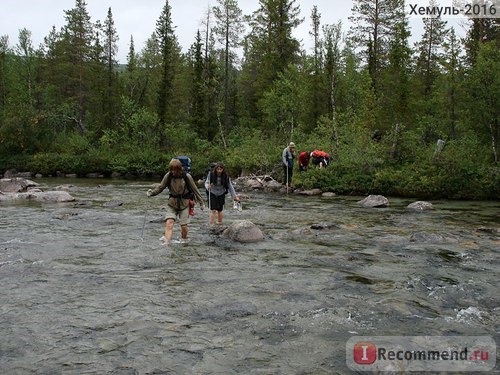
[[310, 222, 340, 230], [1, 191, 76, 202], [222, 220, 264, 243], [103, 200, 124, 208], [409, 232, 446, 243], [407, 201, 434, 211]]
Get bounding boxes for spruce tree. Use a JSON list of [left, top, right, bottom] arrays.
[[242, 0, 303, 128], [212, 0, 244, 138], [101, 7, 119, 131], [155, 0, 179, 127], [349, 0, 405, 94]]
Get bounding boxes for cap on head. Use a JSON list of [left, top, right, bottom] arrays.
[[289, 142, 296, 148]]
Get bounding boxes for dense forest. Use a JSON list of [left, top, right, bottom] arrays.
[[0, 0, 498, 199]]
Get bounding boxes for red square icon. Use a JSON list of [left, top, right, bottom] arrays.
[[353, 342, 377, 364]]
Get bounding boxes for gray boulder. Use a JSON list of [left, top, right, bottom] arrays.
[[298, 188, 323, 196], [0, 177, 39, 193], [222, 220, 264, 243], [19, 191, 75, 202], [0, 191, 75, 202], [263, 179, 282, 192], [358, 194, 389, 208]]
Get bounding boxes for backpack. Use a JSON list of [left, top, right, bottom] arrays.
[[166, 156, 193, 200], [175, 155, 192, 173], [204, 163, 217, 195], [164, 171, 192, 197], [207, 168, 230, 193]]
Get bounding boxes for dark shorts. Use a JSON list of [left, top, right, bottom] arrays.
[[209, 193, 226, 212]]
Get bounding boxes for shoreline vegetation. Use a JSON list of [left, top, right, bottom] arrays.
[[1, 145, 498, 200]]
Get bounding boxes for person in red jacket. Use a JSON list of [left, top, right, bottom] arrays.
[[311, 150, 331, 168], [298, 151, 310, 172]]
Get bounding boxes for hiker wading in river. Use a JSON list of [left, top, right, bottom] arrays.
[[205, 162, 239, 225], [147, 158, 205, 243]]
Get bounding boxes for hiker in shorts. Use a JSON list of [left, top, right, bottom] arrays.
[[205, 162, 239, 225], [147, 158, 205, 243]]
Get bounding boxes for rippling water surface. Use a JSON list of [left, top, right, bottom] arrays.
[[0, 178, 498, 373]]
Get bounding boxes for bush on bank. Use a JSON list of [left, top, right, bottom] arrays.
[[0, 127, 498, 200]]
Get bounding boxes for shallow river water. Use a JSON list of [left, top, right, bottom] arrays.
[[0, 178, 498, 374]]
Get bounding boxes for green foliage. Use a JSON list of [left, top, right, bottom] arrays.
[[26, 153, 86, 175], [108, 148, 165, 176], [226, 128, 280, 174], [0, 2, 497, 199]]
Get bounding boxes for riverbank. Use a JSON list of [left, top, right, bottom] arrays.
[[2, 159, 498, 201]]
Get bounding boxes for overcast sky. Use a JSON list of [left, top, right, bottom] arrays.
[[2, 0, 462, 64]]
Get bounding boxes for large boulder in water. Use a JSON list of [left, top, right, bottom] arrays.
[[222, 220, 264, 243], [0, 191, 75, 202], [0, 177, 39, 193], [358, 194, 389, 208]]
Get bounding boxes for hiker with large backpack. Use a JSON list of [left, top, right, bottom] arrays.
[[310, 150, 331, 169], [147, 158, 205, 244], [204, 162, 239, 225]]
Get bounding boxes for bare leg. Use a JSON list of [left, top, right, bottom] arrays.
[[165, 219, 174, 241], [210, 210, 217, 225], [218, 211, 223, 224], [181, 224, 188, 239]]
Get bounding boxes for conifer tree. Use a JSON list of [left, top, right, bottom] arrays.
[[60, 0, 96, 133], [435, 28, 463, 140], [189, 30, 206, 138], [155, 0, 179, 127], [243, 0, 303, 127], [379, 17, 412, 132], [464, 18, 500, 67], [349, 0, 405, 93], [212, 0, 244, 139], [323, 22, 342, 130], [101, 7, 119, 131], [414, 15, 449, 96], [309, 5, 322, 130], [0, 36, 7, 110]]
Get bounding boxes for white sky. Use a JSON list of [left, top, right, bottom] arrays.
[[2, 0, 465, 64]]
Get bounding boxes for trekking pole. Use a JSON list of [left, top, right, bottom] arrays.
[[208, 186, 211, 224], [286, 165, 289, 195], [141, 208, 148, 241]]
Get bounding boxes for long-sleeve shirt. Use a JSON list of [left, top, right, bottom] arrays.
[[204, 173, 237, 198], [150, 172, 205, 210], [282, 147, 294, 168]]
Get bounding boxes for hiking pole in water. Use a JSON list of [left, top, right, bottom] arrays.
[[207, 186, 211, 225], [141, 209, 148, 241]]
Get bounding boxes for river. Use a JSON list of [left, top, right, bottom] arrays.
[[0, 178, 498, 373]]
